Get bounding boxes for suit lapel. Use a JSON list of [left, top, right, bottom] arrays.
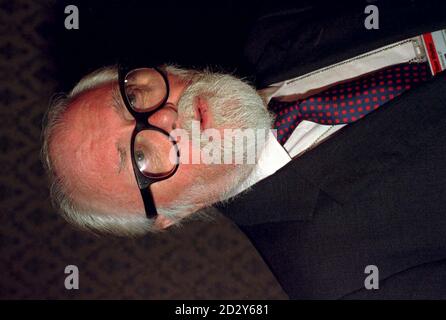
[[217, 72, 446, 226], [216, 163, 321, 225]]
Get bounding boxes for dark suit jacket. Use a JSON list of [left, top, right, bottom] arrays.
[[216, 0, 446, 299]]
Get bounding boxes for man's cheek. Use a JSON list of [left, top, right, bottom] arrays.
[[151, 165, 195, 206]]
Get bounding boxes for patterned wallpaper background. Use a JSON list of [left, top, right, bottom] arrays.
[[0, 0, 286, 299]]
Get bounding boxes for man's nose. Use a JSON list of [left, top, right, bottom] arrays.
[[148, 104, 178, 132]]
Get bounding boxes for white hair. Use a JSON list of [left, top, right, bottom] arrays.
[[41, 65, 272, 237]]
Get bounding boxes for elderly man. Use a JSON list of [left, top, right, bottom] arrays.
[[43, 1, 446, 298]]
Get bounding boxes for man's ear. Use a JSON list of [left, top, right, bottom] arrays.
[[194, 96, 214, 130]]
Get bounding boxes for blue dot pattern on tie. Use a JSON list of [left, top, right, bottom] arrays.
[[269, 63, 431, 145]]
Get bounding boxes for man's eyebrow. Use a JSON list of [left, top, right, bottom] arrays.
[[116, 142, 127, 174], [111, 85, 126, 117], [111, 85, 131, 175]]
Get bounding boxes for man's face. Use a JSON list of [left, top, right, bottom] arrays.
[[49, 67, 272, 226]]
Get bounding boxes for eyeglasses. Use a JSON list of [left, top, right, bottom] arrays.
[[118, 65, 180, 219]]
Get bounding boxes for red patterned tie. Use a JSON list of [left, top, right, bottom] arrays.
[[269, 63, 431, 144]]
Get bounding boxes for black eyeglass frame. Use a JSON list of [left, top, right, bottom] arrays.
[[117, 65, 180, 219]]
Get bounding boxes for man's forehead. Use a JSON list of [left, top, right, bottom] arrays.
[[60, 84, 118, 161], [51, 83, 133, 202], [64, 83, 116, 121]]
